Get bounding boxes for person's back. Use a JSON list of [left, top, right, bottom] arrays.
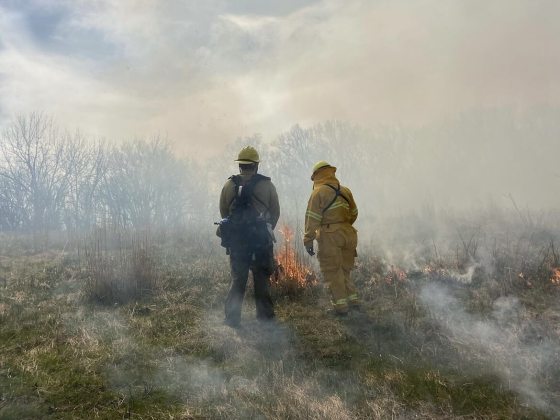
[[303, 161, 359, 316], [220, 171, 280, 232], [218, 146, 280, 328]]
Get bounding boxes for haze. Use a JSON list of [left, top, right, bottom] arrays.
[[1, 0, 559, 158]]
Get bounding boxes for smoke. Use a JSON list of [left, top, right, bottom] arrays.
[[1, 0, 560, 158], [62, 302, 358, 417], [1, 1, 559, 226], [419, 284, 560, 415], [108, 354, 229, 403], [450, 264, 478, 284], [62, 307, 229, 404]]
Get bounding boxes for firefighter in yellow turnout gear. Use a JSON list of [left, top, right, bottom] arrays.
[[304, 161, 359, 316]]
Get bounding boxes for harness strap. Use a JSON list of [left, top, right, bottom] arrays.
[[322, 184, 350, 214]]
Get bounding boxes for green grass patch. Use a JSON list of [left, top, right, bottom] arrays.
[[1, 251, 557, 419]]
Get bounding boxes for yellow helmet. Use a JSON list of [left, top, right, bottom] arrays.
[[235, 146, 260, 164], [312, 160, 332, 174]]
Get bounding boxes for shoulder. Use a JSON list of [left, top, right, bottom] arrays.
[[253, 174, 274, 188], [340, 186, 354, 202], [254, 174, 271, 183], [310, 185, 330, 199], [316, 184, 335, 194], [222, 176, 237, 190], [340, 185, 352, 195]]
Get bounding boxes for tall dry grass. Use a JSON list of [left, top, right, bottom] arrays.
[[80, 227, 158, 304]]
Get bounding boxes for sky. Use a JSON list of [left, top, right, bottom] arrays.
[[1, 0, 560, 157]]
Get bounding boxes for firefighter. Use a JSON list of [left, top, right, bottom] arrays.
[[218, 146, 280, 328], [303, 161, 359, 316]]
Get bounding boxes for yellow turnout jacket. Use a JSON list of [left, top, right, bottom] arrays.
[[303, 167, 358, 247]]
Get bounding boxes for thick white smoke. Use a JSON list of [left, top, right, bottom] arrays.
[[420, 284, 559, 415]]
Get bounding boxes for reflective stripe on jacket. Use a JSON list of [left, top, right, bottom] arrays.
[[303, 167, 358, 246]]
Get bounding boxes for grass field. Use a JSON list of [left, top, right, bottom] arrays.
[[1, 223, 560, 419]]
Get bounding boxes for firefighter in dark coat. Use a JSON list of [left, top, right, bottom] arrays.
[[218, 146, 280, 327]]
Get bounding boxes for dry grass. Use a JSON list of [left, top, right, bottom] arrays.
[[1, 224, 559, 419], [80, 228, 158, 305]]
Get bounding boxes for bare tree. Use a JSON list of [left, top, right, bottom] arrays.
[[102, 137, 193, 229], [0, 113, 72, 245], [63, 136, 108, 232]]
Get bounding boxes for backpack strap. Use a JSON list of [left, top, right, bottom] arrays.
[[228, 174, 271, 212], [228, 175, 243, 208], [247, 174, 270, 211], [322, 184, 350, 214]]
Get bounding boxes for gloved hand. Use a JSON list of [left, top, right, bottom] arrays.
[[305, 244, 315, 256]]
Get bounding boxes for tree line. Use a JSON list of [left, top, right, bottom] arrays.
[[2, 109, 559, 241], [0, 113, 204, 237]]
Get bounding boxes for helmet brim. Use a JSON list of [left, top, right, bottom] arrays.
[[235, 159, 259, 164]]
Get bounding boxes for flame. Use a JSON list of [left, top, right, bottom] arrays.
[[516, 272, 533, 288], [551, 268, 560, 286], [384, 265, 408, 284], [422, 264, 452, 278], [422, 265, 434, 275], [273, 225, 317, 290]]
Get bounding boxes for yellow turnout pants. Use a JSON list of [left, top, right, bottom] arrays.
[[317, 223, 359, 313]]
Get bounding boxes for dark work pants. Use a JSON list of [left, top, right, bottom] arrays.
[[225, 245, 275, 325]]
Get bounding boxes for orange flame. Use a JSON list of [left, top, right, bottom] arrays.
[[551, 268, 560, 286], [384, 265, 408, 284], [273, 225, 317, 290], [422, 265, 434, 275]]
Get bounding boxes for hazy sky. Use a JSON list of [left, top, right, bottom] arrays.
[[1, 0, 559, 157]]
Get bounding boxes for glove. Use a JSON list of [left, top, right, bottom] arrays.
[[305, 244, 315, 256]]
